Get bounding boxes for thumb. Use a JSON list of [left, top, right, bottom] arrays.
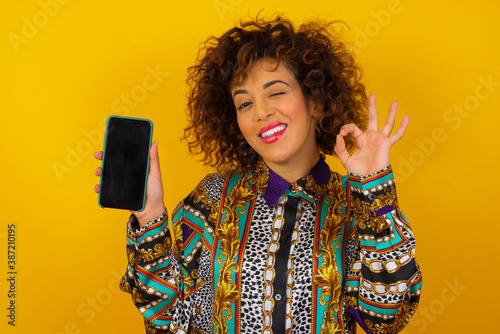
[[149, 141, 162, 177], [334, 135, 350, 166]]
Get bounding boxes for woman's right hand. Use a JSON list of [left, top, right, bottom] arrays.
[[94, 141, 166, 228]]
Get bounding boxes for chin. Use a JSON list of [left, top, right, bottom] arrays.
[[262, 153, 293, 166]]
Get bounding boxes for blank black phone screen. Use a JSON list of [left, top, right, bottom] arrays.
[[99, 116, 152, 211]]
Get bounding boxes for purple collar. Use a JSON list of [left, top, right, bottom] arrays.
[[261, 157, 331, 207]]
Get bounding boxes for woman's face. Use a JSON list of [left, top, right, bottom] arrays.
[[230, 59, 320, 174]]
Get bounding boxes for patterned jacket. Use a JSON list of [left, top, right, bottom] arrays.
[[120, 158, 422, 333]]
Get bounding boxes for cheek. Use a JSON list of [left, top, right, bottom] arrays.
[[236, 116, 250, 139], [285, 98, 309, 118]]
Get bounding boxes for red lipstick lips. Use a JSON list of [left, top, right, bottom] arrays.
[[259, 122, 287, 144]]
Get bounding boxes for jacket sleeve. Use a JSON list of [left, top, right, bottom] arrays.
[[344, 166, 422, 334], [119, 201, 194, 333]]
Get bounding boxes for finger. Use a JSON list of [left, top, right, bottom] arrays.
[[95, 167, 102, 176], [93, 151, 103, 160], [380, 101, 399, 136], [334, 134, 351, 165], [367, 93, 379, 131], [94, 184, 100, 193], [389, 114, 410, 144], [339, 123, 364, 140], [149, 141, 162, 178]]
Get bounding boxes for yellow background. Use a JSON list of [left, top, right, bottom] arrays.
[[1, 0, 498, 333]]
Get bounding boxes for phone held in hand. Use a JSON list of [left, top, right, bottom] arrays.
[[98, 116, 153, 211]]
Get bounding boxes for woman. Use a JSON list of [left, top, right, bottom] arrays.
[[95, 15, 421, 334]]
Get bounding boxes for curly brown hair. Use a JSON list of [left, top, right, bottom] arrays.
[[184, 14, 368, 172]]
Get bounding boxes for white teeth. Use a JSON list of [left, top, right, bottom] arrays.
[[261, 125, 286, 138]]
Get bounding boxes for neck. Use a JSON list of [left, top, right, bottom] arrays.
[[264, 152, 321, 183]]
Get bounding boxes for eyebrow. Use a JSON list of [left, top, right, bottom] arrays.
[[233, 80, 290, 98], [233, 89, 248, 97], [263, 80, 290, 90]]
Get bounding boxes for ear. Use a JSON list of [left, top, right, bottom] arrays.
[[309, 100, 320, 118]]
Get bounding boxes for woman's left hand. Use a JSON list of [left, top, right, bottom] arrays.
[[334, 93, 409, 176]]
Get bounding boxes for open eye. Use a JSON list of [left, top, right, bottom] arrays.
[[237, 101, 252, 110]]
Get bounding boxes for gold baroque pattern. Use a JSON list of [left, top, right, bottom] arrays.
[[190, 175, 220, 224], [172, 217, 184, 262], [132, 286, 151, 304], [145, 320, 175, 334], [129, 235, 172, 265], [180, 268, 207, 298], [187, 303, 206, 334], [304, 174, 331, 200], [345, 296, 358, 310], [363, 300, 419, 334], [354, 213, 391, 233], [120, 275, 132, 294], [251, 158, 270, 195], [350, 186, 398, 233], [190, 175, 212, 203], [214, 171, 255, 334], [313, 175, 347, 334]]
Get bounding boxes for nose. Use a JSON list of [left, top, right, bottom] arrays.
[[255, 101, 275, 121]]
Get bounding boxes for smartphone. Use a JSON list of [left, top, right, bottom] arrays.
[[98, 116, 153, 211]]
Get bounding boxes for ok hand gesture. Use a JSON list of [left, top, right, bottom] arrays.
[[334, 94, 409, 176]]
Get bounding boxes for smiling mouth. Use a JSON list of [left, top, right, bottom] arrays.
[[259, 124, 287, 138]]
